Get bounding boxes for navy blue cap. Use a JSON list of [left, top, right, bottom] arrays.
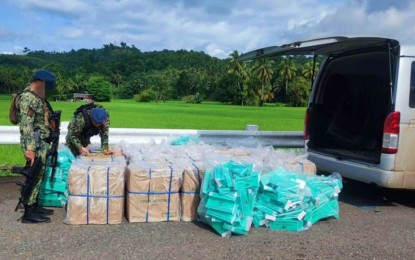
[[91, 108, 108, 124], [33, 69, 56, 82]]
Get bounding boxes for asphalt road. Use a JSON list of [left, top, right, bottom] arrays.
[[0, 176, 414, 260]]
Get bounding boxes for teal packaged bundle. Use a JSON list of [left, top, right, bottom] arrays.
[[38, 146, 75, 207], [171, 135, 200, 146], [252, 209, 266, 227], [198, 160, 260, 237], [41, 178, 67, 193], [205, 197, 239, 215], [269, 219, 304, 232], [304, 199, 340, 226], [253, 168, 342, 232]]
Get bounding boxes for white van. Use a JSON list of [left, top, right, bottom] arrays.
[[240, 37, 415, 189]]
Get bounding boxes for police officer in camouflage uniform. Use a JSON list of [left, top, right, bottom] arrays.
[[65, 104, 112, 156], [18, 69, 57, 223]]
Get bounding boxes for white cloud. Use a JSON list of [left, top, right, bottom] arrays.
[[60, 28, 84, 39], [206, 43, 226, 57], [1, 0, 414, 58], [17, 0, 89, 16]]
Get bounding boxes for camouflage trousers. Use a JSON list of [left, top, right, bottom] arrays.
[[21, 140, 50, 205]]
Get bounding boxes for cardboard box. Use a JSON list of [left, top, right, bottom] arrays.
[[285, 159, 317, 175], [180, 165, 204, 221], [126, 162, 182, 222], [65, 163, 125, 224]]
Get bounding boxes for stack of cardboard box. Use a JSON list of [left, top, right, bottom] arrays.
[[126, 162, 181, 222], [180, 162, 204, 221], [65, 155, 126, 225]]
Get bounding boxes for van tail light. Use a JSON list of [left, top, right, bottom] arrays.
[[382, 112, 400, 154], [304, 108, 310, 141]]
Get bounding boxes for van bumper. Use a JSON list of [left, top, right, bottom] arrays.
[[308, 152, 415, 189]]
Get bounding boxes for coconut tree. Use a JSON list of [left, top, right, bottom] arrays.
[[228, 50, 250, 105], [278, 57, 297, 93], [68, 73, 87, 93], [251, 58, 275, 105], [228, 50, 248, 87], [302, 60, 319, 81], [112, 72, 123, 88]]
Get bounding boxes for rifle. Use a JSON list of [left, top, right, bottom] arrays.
[[47, 110, 61, 178], [13, 157, 43, 211]]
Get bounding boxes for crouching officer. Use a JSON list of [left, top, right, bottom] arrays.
[[66, 103, 113, 156], [17, 69, 58, 223]]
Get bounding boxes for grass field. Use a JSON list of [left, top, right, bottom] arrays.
[[0, 94, 306, 175], [0, 145, 25, 176], [0, 95, 306, 130]]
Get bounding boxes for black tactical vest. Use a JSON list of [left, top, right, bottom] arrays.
[[74, 103, 102, 138]]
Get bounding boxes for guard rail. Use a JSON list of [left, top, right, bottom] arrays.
[[0, 123, 304, 148]]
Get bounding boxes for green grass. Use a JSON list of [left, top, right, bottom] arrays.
[[1, 95, 305, 131], [0, 145, 24, 176], [1, 94, 306, 176]]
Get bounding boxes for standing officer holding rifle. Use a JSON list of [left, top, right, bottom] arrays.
[[12, 69, 61, 224]]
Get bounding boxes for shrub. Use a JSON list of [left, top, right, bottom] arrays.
[[134, 89, 157, 102], [245, 95, 260, 106], [286, 77, 310, 107], [182, 92, 204, 103], [182, 95, 196, 103], [85, 75, 112, 102]]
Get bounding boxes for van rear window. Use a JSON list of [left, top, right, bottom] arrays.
[[410, 62, 415, 108]]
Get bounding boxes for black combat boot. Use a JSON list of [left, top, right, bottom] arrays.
[[21, 204, 51, 224], [33, 202, 54, 216]]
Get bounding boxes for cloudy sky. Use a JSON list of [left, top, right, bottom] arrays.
[[1, 0, 414, 58]]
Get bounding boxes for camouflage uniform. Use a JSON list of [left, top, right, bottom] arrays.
[[66, 108, 109, 156], [18, 88, 52, 205]]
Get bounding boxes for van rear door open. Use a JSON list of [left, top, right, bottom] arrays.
[[239, 37, 415, 189], [238, 37, 399, 59]]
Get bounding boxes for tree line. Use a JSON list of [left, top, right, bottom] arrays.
[[0, 42, 323, 106]]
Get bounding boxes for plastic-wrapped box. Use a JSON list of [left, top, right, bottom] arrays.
[[284, 158, 317, 175], [126, 162, 182, 222], [76, 154, 127, 166], [64, 162, 126, 224], [180, 163, 204, 221]]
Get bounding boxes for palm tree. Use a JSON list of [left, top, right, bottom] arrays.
[[251, 58, 275, 104], [278, 57, 297, 93], [254, 84, 274, 103], [228, 50, 249, 105], [68, 73, 87, 93], [302, 60, 319, 81], [54, 72, 70, 101], [112, 72, 122, 88], [228, 50, 248, 87]]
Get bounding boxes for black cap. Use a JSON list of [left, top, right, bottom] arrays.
[[33, 69, 56, 82]]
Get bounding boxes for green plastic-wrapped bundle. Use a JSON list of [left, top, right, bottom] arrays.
[[253, 168, 342, 232], [38, 146, 75, 207], [197, 160, 260, 237]]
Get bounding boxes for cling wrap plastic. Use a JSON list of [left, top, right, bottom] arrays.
[[126, 161, 182, 222], [253, 168, 342, 231], [197, 159, 261, 237], [64, 161, 126, 224], [180, 161, 204, 221], [39, 145, 75, 207]]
